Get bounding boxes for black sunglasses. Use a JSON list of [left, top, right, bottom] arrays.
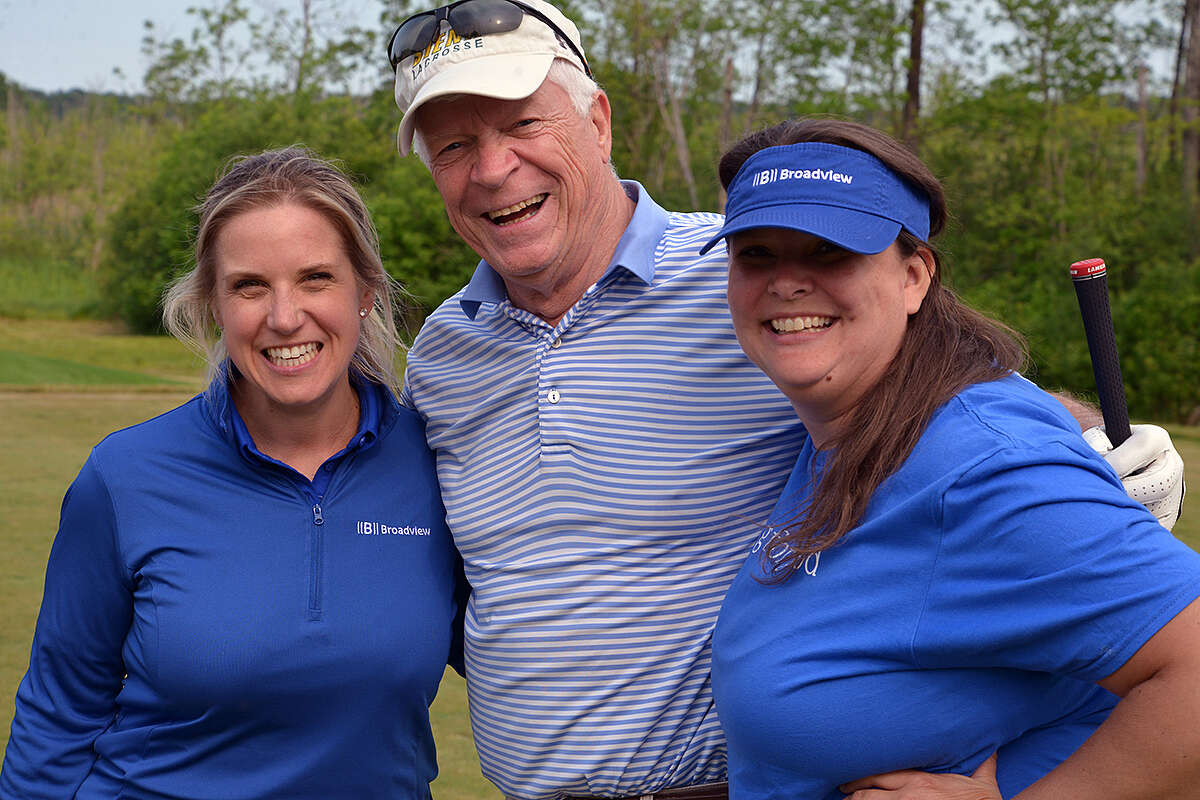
[[386, 0, 592, 77]]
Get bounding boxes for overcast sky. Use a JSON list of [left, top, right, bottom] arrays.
[[0, 0, 380, 95]]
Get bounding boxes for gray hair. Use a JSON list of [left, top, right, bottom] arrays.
[[162, 146, 406, 398], [412, 59, 601, 167]]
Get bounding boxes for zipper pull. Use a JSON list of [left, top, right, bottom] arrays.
[[312, 504, 324, 525]]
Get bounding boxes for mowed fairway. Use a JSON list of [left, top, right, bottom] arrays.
[[1, 320, 1198, 797]]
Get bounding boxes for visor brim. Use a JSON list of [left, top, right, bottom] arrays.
[[699, 204, 903, 256]]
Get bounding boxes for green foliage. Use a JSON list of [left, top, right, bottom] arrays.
[[923, 75, 1199, 422], [101, 93, 390, 332], [958, 250, 1199, 425], [367, 157, 479, 327], [97, 85, 475, 332], [1110, 259, 1200, 422], [0, 85, 161, 272], [3, 0, 1199, 419], [141, 0, 378, 105], [987, 0, 1144, 102], [101, 2, 475, 332], [0, 258, 101, 319]]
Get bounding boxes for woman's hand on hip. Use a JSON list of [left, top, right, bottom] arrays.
[[839, 753, 1000, 800]]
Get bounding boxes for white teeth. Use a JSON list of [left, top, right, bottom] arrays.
[[770, 316, 834, 333], [486, 194, 547, 223], [265, 342, 319, 366]]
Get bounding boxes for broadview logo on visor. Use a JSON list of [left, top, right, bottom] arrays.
[[752, 167, 856, 187]]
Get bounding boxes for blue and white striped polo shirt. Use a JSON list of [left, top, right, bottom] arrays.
[[403, 182, 806, 800]]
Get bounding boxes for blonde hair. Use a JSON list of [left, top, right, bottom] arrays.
[[163, 146, 405, 398]]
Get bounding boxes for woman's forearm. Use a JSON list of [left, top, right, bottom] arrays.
[[1018, 597, 1200, 800], [1015, 663, 1200, 800]]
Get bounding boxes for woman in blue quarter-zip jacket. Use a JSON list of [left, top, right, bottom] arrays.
[[0, 148, 465, 800]]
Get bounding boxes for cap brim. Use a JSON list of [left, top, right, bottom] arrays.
[[396, 52, 556, 156], [699, 204, 903, 255]]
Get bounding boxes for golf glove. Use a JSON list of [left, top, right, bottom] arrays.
[[1083, 424, 1186, 531]]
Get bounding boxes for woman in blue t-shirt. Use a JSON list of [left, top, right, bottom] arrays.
[[701, 119, 1200, 799]]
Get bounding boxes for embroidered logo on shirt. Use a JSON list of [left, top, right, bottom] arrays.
[[750, 526, 820, 576], [356, 521, 432, 537]]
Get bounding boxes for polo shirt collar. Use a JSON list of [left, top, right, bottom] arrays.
[[458, 180, 669, 320], [227, 377, 382, 466]]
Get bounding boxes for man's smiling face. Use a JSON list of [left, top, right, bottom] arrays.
[[416, 77, 614, 300]]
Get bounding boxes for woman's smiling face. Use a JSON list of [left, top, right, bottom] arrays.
[[210, 201, 372, 421], [726, 228, 932, 444]]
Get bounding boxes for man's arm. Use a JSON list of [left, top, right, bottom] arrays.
[[1049, 390, 1186, 531]]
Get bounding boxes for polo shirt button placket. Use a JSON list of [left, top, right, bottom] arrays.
[[547, 388, 561, 404]]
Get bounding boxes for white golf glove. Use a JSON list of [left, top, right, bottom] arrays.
[[1083, 424, 1186, 531]]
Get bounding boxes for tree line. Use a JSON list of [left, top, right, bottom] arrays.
[[0, 0, 1197, 421]]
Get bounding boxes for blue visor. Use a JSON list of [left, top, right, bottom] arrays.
[[699, 141, 931, 255]]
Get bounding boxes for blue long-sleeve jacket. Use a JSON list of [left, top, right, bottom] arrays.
[[1, 377, 463, 799]]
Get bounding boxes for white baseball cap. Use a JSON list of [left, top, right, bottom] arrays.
[[390, 0, 591, 156]]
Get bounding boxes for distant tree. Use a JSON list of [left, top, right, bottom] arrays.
[[580, 0, 734, 209], [141, 0, 257, 107], [1182, 0, 1200, 210], [901, 0, 927, 149], [141, 0, 380, 110]]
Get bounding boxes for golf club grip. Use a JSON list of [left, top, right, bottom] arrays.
[[1069, 259, 1131, 446]]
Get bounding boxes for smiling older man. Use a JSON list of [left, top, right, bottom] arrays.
[[384, 3, 1188, 800], [390, 7, 798, 798]]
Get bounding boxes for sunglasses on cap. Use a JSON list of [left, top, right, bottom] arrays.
[[386, 0, 593, 76]]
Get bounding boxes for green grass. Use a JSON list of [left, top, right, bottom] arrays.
[[0, 349, 183, 385], [0, 259, 102, 320], [0, 318, 207, 389], [429, 668, 499, 800], [1163, 423, 1200, 549]]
